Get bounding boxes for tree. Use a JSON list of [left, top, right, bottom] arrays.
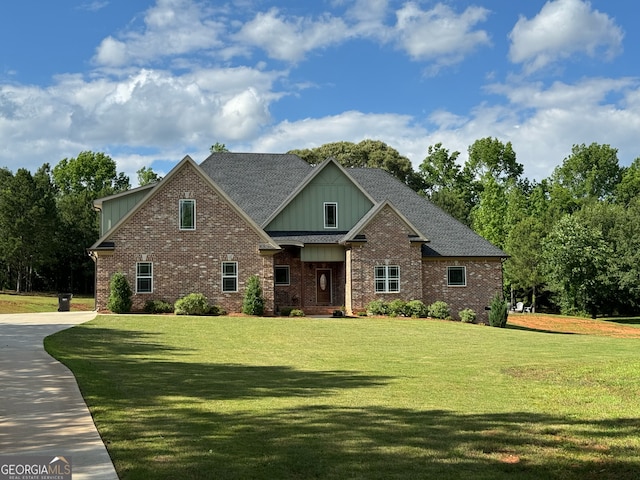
[[543, 215, 613, 317], [470, 175, 508, 249], [137, 166, 162, 186], [419, 143, 461, 196], [242, 275, 265, 315], [549, 143, 622, 214], [210, 142, 229, 153], [288, 139, 422, 188], [107, 272, 132, 313], [615, 157, 640, 207], [0, 166, 58, 292], [52, 152, 130, 293], [464, 137, 523, 186]]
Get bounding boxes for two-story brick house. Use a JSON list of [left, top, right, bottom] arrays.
[[89, 152, 506, 321]]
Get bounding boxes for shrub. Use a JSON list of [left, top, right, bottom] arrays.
[[143, 299, 174, 314], [366, 299, 387, 316], [107, 272, 132, 314], [208, 304, 226, 316], [278, 307, 293, 317], [459, 308, 476, 323], [489, 294, 509, 328], [289, 309, 305, 317], [174, 293, 209, 315], [242, 275, 264, 316], [406, 300, 428, 318], [428, 301, 451, 319], [387, 299, 407, 317]]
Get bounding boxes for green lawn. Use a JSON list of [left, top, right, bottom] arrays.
[[0, 292, 95, 313], [45, 315, 640, 479]]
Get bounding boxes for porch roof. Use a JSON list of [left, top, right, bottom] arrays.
[[269, 231, 347, 247]]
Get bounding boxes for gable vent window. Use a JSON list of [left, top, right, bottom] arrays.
[[179, 199, 196, 230], [324, 202, 338, 229]]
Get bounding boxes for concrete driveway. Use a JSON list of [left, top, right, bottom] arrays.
[[0, 312, 119, 479]]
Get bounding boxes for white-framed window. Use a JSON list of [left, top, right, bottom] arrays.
[[447, 266, 467, 287], [179, 199, 196, 230], [136, 262, 153, 293], [222, 261, 238, 292], [324, 202, 338, 229], [275, 265, 290, 286], [375, 265, 400, 293]]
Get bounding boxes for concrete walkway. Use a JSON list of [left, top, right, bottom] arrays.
[[0, 312, 119, 479]]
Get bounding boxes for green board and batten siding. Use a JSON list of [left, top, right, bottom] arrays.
[[100, 188, 151, 235], [266, 162, 373, 232]]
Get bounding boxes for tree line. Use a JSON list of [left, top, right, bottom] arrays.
[[0, 152, 159, 294], [2, 140, 639, 318]]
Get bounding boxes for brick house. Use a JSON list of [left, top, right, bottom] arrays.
[[89, 152, 506, 322]]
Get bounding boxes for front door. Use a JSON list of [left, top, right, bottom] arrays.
[[316, 269, 332, 305]]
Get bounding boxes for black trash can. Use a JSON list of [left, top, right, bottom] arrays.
[[58, 293, 72, 312]]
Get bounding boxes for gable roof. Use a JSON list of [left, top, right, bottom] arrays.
[[199, 152, 312, 226], [90, 155, 280, 252], [199, 154, 505, 257]]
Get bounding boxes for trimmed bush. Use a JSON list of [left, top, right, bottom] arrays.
[[406, 300, 428, 318], [143, 299, 174, 314], [174, 293, 209, 316], [208, 305, 226, 316], [489, 293, 509, 328], [387, 299, 408, 317], [459, 308, 477, 323], [289, 309, 305, 317], [366, 299, 387, 316], [242, 275, 265, 316], [107, 272, 132, 314], [428, 301, 451, 319]]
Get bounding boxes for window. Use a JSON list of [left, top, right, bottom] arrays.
[[222, 262, 238, 292], [447, 266, 466, 286], [179, 199, 196, 230], [136, 262, 153, 293], [275, 266, 290, 286], [375, 265, 400, 293], [324, 202, 337, 229]]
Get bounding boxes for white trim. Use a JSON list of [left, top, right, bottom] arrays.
[[323, 202, 338, 229], [136, 261, 153, 294], [221, 261, 238, 292], [179, 198, 196, 231], [447, 266, 467, 287], [375, 265, 400, 293]]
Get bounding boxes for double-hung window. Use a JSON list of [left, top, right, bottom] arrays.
[[136, 262, 153, 293], [447, 266, 466, 286], [222, 262, 238, 292], [324, 202, 338, 229], [375, 265, 400, 293], [179, 199, 196, 230]]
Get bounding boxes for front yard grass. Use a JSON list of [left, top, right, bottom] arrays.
[[45, 315, 640, 479], [0, 292, 95, 313]]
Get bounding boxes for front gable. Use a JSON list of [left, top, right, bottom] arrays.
[[265, 159, 374, 232]]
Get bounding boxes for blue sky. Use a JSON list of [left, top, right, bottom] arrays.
[[1, 0, 638, 184]]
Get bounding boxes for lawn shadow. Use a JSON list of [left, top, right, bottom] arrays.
[[603, 317, 640, 326], [506, 324, 576, 335], [47, 324, 640, 480]]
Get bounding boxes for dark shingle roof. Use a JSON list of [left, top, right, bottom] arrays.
[[199, 152, 312, 225], [199, 153, 506, 258]]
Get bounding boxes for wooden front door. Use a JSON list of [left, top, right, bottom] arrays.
[[316, 269, 332, 305]]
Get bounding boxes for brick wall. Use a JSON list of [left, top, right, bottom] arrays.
[[348, 205, 423, 313], [422, 258, 503, 323], [94, 161, 275, 314]]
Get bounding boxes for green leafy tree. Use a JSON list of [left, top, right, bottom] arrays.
[[470, 175, 508, 249], [615, 157, 640, 207], [210, 142, 229, 153], [543, 215, 613, 317], [549, 143, 622, 214], [0, 166, 58, 292], [137, 166, 162, 186], [52, 151, 130, 293], [242, 275, 265, 315]]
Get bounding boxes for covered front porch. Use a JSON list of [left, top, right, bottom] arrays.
[[272, 244, 346, 315]]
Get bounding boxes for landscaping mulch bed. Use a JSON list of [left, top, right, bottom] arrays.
[[508, 313, 640, 339]]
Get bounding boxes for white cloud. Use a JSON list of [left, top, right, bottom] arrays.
[[234, 8, 349, 63], [93, 0, 225, 67], [393, 2, 491, 69], [509, 0, 624, 73]]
